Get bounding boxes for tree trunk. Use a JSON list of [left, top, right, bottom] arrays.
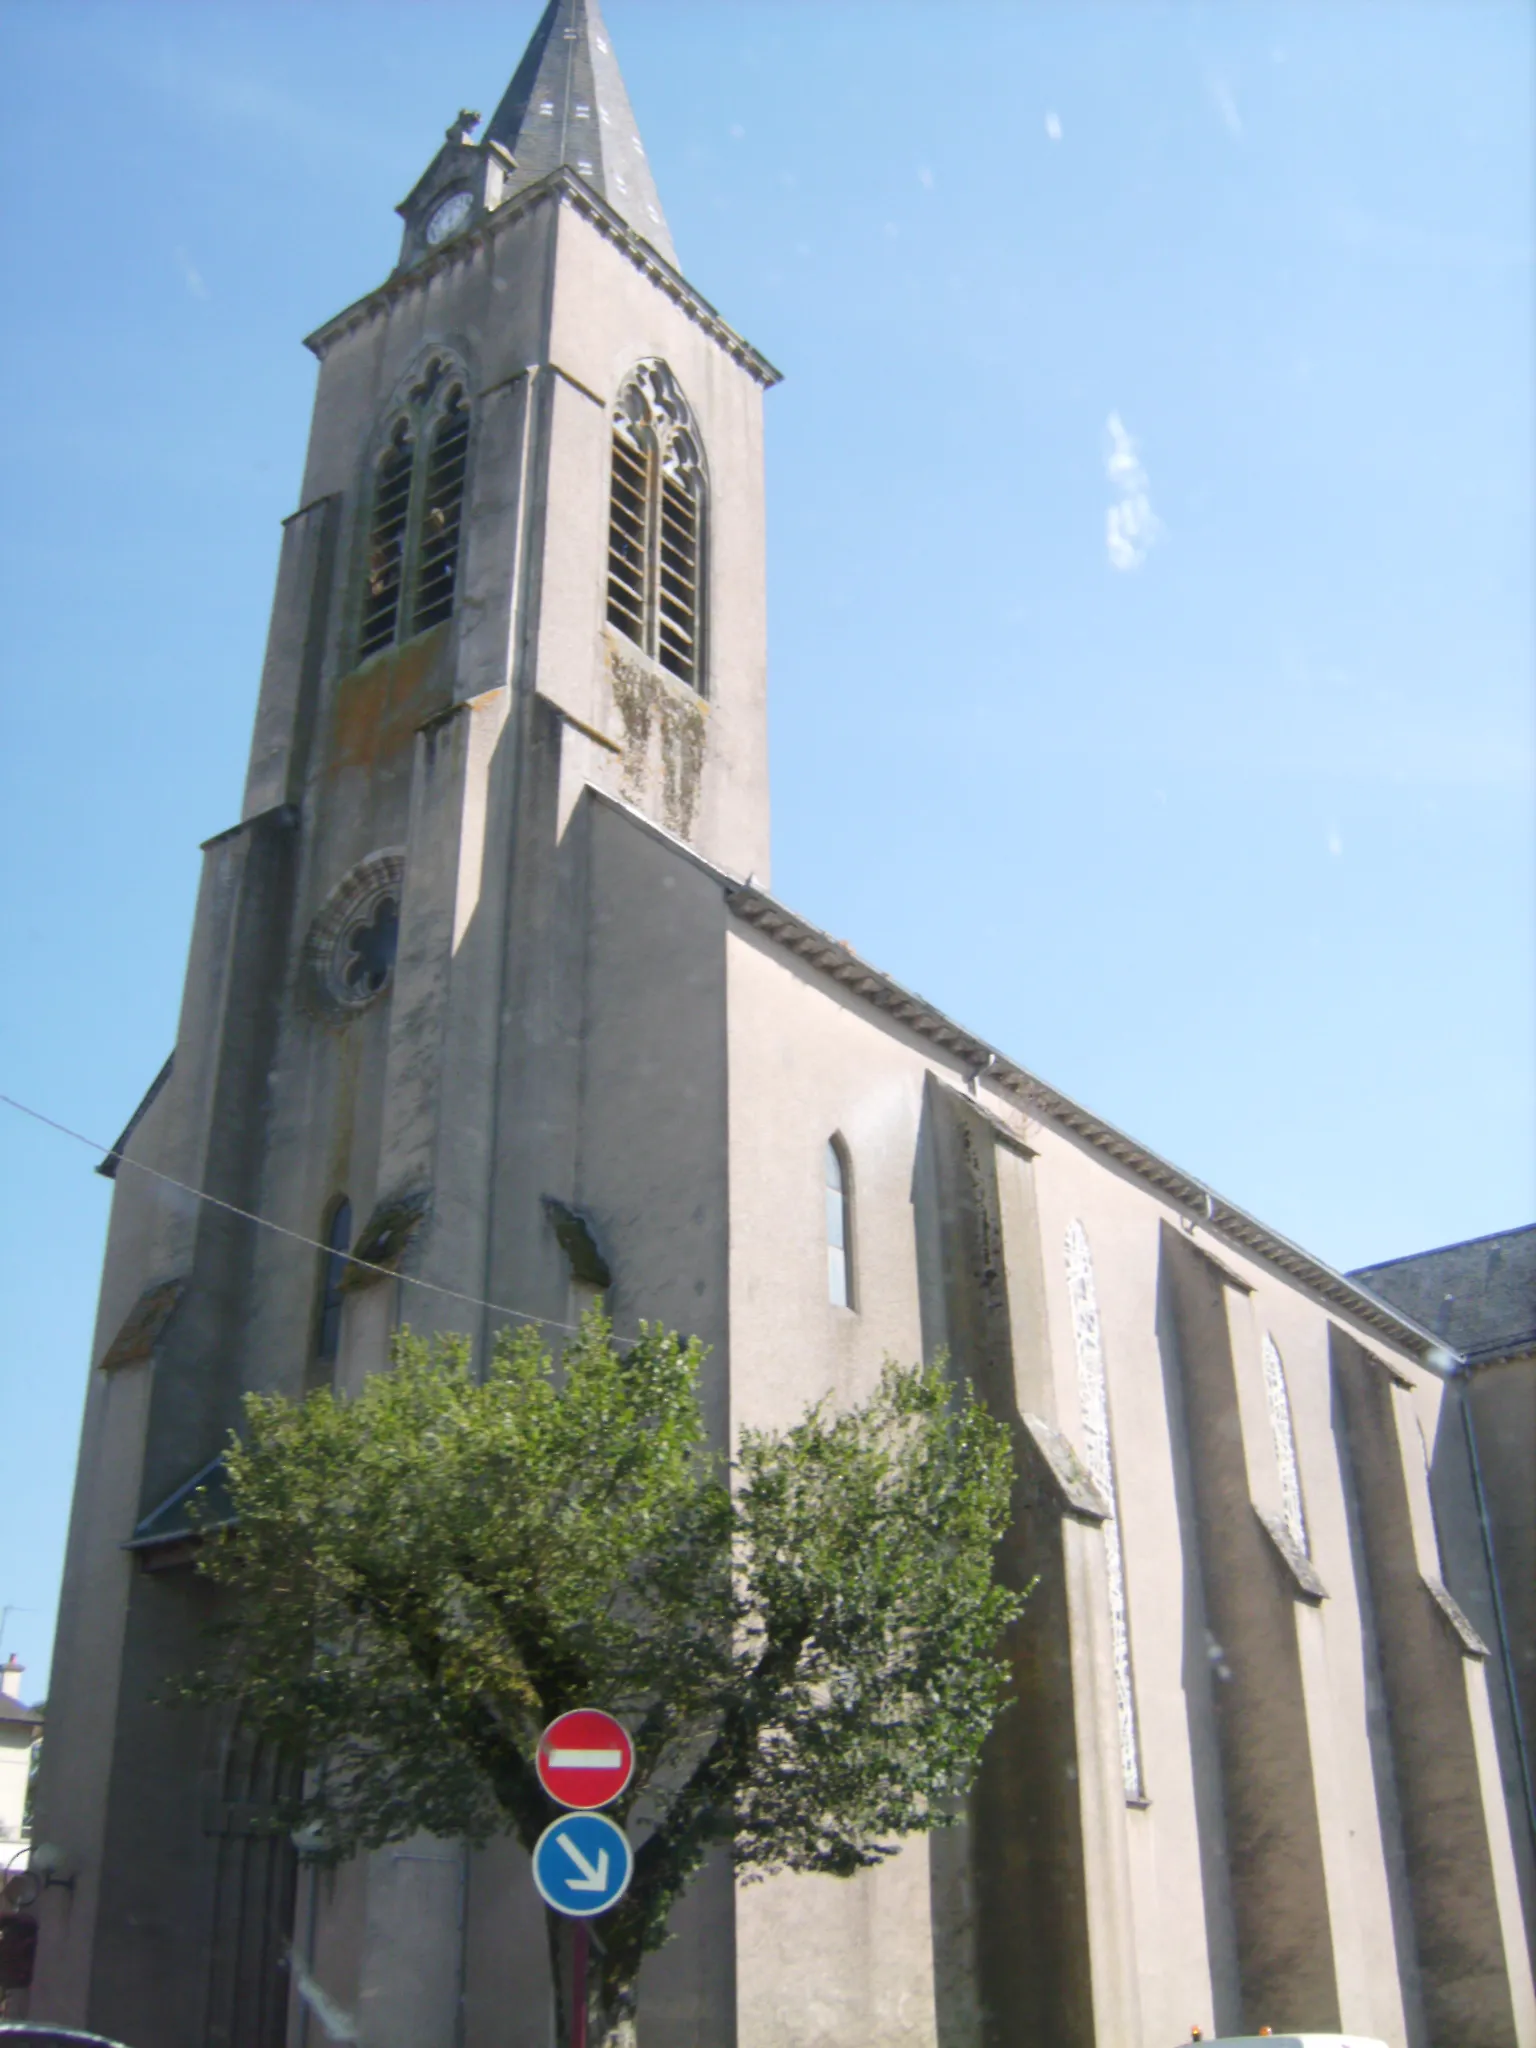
[[586, 1976, 639, 2048]]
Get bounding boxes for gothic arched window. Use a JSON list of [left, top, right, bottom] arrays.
[[825, 1137, 854, 1309], [605, 360, 705, 690], [358, 357, 472, 661], [316, 1195, 353, 1363]]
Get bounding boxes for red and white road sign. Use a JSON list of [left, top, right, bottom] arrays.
[[536, 1709, 634, 1810]]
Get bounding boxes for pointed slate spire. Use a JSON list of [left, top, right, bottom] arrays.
[[485, 0, 677, 268]]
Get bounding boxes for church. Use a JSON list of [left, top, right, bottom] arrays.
[[29, 4, 1536, 2045]]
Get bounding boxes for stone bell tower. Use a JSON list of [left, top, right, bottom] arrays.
[[32, 4, 778, 2043]]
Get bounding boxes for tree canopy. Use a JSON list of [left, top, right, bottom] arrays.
[[190, 1316, 1021, 2044]]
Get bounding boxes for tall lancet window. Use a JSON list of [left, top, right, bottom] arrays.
[[825, 1138, 854, 1309], [316, 1196, 353, 1364], [1261, 1333, 1309, 1556], [605, 360, 706, 690], [360, 424, 415, 658], [414, 384, 470, 631], [1065, 1218, 1144, 1801], [358, 357, 472, 661]]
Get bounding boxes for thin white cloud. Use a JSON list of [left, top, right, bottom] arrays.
[[114, 41, 397, 174], [1329, 205, 1533, 268], [1205, 69, 1243, 139], [1044, 111, 1062, 142], [147, 50, 337, 149], [1103, 414, 1162, 572], [174, 247, 209, 300]]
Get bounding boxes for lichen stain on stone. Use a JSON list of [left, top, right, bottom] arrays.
[[419, 705, 459, 772], [329, 625, 452, 776], [609, 654, 654, 780], [958, 1119, 1007, 1307], [658, 691, 707, 839], [100, 1277, 186, 1372], [608, 646, 707, 839]]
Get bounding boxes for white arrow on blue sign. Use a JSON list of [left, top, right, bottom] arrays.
[[532, 1811, 634, 1918]]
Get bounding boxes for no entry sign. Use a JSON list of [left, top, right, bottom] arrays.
[[536, 1708, 634, 1810]]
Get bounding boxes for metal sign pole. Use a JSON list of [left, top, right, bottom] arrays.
[[572, 1918, 589, 2048], [533, 1709, 634, 2048]]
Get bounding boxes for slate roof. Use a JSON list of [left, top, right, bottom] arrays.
[[1350, 1223, 1536, 1367], [581, 787, 1457, 1368], [0, 1694, 43, 1729], [484, 0, 676, 268]]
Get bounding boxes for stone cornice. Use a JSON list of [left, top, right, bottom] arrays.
[[1462, 1333, 1536, 1373], [97, 1051, 175, 1181], [724, 884, 1453, 1369], [305, 168, 782, 389]]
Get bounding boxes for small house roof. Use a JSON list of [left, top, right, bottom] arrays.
[[1350, 1223, 1536, 1368]]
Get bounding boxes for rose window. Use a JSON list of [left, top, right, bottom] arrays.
[[302, 851, 407, 1017]]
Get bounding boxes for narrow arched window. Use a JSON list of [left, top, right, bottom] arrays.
[[605, 361, 705, 690], [360, 424, 414, 658], [316, 1196, 352, 1362], [357, 357, 473, 661], [657, 444, 702, 685], [414, 384, 469, 631], [826, 1138, 854, 1309]]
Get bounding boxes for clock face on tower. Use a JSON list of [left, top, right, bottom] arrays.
[[425, 189, 473, 246]]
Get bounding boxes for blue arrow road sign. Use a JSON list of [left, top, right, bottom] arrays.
[[532, 1811, 634, 1918]]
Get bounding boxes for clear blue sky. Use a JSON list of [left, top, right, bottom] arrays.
[[1, 1, 1531, 1693]]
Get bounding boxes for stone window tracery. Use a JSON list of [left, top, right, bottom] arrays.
[[1065, 1218, 1145, 1801], [605, 359, 705, 690], [342, 895, 399, 998], [302, 851, 407, 1018]]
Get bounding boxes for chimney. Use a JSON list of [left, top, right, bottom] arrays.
[[1, 1656, 22, 1700]]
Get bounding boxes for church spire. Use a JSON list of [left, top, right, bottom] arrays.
[[485, 0, 677, 268]]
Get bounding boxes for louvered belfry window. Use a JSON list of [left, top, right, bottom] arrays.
[[415, 385, 469, 631], [357, 357, 472, 661], [360, 423, 415, 658], [605, 361, 705, 690], [606, 425, 648, 646]]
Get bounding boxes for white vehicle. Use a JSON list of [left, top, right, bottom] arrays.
[[1183, 2036, 1390, 2047]]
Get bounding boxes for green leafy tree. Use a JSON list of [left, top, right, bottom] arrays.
[[189, 1316, 1021, 2047]]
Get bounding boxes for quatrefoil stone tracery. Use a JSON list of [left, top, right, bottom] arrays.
[[302, 852, 407, 1017], [342, 895, 399, 997]]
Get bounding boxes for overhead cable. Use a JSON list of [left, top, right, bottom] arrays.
[[0, 1091, 605, 1342]]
